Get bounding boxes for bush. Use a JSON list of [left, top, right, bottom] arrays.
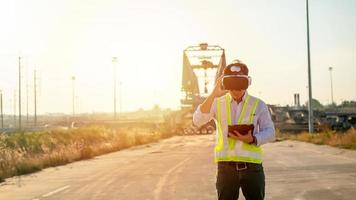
[[0, 125, 174, 182], [279, 129, 356, 149]]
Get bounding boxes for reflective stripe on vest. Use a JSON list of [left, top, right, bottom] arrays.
[[214, 94, 262, 164], [215, 97, 224, 152]]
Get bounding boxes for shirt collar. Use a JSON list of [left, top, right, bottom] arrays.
[[229, 91, 248, 104]]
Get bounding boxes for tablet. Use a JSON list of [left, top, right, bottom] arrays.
[[228, 124, 254, 136]]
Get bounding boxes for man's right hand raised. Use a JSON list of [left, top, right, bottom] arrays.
[[211, 76, 228, 98], [199, 76, 228, 113]]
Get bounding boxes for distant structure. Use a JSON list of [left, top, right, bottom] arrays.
[[294, 93, 301, 108]]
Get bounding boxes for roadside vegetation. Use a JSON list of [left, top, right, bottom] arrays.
[[277, 128, 356, 150], [3, 124, 354, 183], [0, 125, 173, 183]]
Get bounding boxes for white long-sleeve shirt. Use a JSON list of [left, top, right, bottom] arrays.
[[193, 92, 275, 146]]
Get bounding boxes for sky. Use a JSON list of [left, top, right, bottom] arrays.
[[0, 0, 355, 114]]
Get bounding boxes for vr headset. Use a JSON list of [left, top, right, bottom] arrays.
[[222, 75, 251, 90]]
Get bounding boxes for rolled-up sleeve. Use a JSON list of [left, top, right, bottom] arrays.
[[255, 101, 275, 146], [193, 99, 216, 128]]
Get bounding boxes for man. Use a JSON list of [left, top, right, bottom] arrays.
[[193, 60, 275, 200]]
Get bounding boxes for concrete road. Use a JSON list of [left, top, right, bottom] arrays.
[[1, 135, 356, 200]]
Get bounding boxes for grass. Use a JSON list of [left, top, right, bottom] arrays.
[[0, 124, 174, 183], [276, 128, 356, 150]]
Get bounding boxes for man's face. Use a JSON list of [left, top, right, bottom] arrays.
[[229, 89, 246, 101]]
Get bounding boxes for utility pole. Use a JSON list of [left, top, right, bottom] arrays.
[[18, 56, 22, 130], [71, 76, 76, 118], [26, 69, 29, 127], [119, 81, 122, 117], [328, 67, 334, 105], [0, 90, 3, 129], [34, 70, 37, 127], [306, 0, 314, 133], [112, 57, 117, 120], [14, 90, 16, 128]]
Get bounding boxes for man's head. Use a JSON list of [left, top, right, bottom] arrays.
[[222, 61, 251, 101]]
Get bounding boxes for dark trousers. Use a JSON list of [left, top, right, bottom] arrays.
[[216, 162, 265, 200]]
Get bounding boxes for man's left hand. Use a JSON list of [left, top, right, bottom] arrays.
[[228, 130, 254, 144]]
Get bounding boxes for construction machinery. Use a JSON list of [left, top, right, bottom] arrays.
[[165, 43, 226, 135]]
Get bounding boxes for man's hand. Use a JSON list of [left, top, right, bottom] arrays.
[[212, 76, 228, 98], [228, 130, 254, 144], [200, 76, 227, 113]]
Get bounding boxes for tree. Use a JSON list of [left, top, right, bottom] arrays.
[[152, 104, 161, 112], [340, 100, 356, 107], [305, 98, 324, 110]]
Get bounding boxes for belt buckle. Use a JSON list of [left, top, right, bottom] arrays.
[[236, 162, 247, 171]]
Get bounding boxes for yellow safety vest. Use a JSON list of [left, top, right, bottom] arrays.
[[215, 93, 262, 164]]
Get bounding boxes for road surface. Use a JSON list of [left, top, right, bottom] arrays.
[[1, 135, 356, 200]]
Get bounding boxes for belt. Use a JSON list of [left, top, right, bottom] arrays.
[[218, 161, 262, 171]]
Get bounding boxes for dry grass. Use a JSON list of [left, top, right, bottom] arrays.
[[0, 125, 174, 182], [277, 128, 356, 150]]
